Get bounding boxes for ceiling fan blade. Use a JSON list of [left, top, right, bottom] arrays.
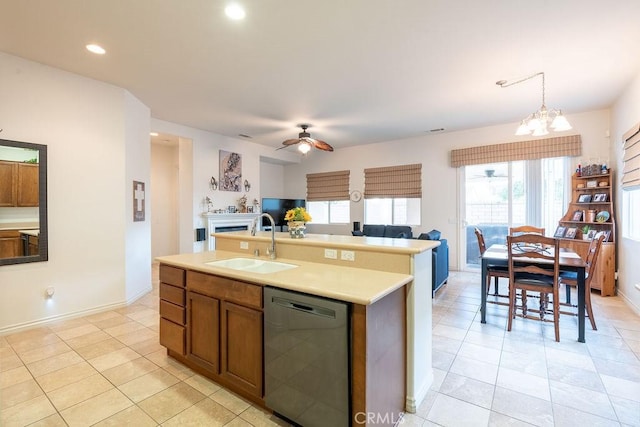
[[313, 139, 334, 151], [282, 138, 301, 146]]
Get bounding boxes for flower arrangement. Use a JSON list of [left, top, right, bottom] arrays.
[[284, 207, 312, 223]]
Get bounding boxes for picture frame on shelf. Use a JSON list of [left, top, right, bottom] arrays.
[[553, 226, 567, 238], [246, 206, 254, 213], [228, 205, 236, 213], [565, 227, 577, 239], [577, 194, 592, 203], [593, 193, 608, 202], [571, 210, 583, 221], [586, 180, 598, 188], [594, 230, 611, 242]]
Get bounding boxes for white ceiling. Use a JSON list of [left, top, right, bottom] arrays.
[[2, 1, 640, 150]]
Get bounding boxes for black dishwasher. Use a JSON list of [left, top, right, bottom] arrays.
[[264, 287, 350, 427]]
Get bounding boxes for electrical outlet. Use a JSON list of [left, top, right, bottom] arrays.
[[240, 241, 249, 249], [341, 250, 355, 261], [324, 249, 338, 259]]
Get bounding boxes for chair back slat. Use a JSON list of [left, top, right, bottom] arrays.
[[507, 234, 560, 280], [509, 225, 545, 236], [474, 227, 487, 255], [585, 234, 605, 282]]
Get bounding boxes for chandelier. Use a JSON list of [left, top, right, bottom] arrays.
[[496, 72, 572, 137]]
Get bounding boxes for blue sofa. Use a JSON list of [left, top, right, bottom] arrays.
[[417, 230, 449, 296], [354, 225, 449, 296]]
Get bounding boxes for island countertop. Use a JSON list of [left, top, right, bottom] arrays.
[[212, 230, 440, 254], [156, 250, 413, 305]]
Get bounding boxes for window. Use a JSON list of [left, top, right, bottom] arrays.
[[306, 170, 350, 225], [363, 163, 422, 225], [307, 200, 350, 224], [623, 189, 640, 241]]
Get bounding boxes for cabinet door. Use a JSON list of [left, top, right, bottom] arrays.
[[0, 231, 21, 258], [187, 291, 220, 373], [0, 161, 17, 207], [220, 300, 263, 397], [17, 163, 39, 207]]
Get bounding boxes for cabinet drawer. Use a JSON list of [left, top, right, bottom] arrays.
[[160, 264, 186, 287], [159, 318, 185, 355], [160, 300, 185, 325], [160, 283, 185, 306], [187, 271, 262, 310]]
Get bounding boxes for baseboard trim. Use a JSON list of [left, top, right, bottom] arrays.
[[0, 285, 152, 335], [618, 288, 640, 316], [405, 369, 433, 413]]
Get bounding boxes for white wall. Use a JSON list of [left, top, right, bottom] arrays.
[[283, 110, 610, 271], [259, 160, 286, 199], [0, 52, 151, 332], [611, 71, 640, 313], [150, 119, 299, 253], [151, 142, 179, 258]]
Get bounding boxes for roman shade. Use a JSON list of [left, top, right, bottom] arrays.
[[622, 123, 640, 190], [450, 135, 582, 167], [306, 170, 350, 201], [364, 163, 421, 198]]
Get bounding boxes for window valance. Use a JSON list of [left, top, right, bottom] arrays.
[[622, 123, 640, 190], [306, 170, 350, 201], [450, 135, 582, 167], [364, 163, 421, 198]]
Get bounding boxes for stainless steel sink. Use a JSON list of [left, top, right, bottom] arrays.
[[205, 258, 298, 274]]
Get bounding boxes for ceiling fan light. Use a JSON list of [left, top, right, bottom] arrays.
[[551, 112, 572, 131], [298, 142, 311, 154], [515, 120, 531, 135]]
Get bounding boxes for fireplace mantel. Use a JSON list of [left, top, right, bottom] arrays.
[[202, 212, 260, 250]]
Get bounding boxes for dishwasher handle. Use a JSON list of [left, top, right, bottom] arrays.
[[272, 296, 337, 319]]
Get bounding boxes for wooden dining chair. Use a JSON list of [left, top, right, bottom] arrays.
[[509, 225, 545, 236], [507, 233, 561, 341], [474, 227, 509, 306], [558, 233, 604, 330]]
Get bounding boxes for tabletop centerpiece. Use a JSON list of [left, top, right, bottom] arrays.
[[284, 207, 311, 238]]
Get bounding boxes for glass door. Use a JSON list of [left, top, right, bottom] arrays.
[[462, 158, 568, 269]]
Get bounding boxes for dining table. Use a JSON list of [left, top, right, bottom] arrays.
[[480, 243, 588, 343]]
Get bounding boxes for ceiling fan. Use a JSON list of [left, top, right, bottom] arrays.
[[471, 169, 508, 179], [279, 124, 334, 153]]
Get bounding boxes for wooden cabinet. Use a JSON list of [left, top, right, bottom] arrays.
[[0, 230, 21, 259], [186, 291, 220, 372], [220, 300, 263, 397], [0, 161, 39, 207], [159, 266, 265, 400], [159, 265, 186, 355], [17, 163, 39, 206], [557, 171, 616, 296], [27, 234, 39, 255], [0, 161, 17, 207]]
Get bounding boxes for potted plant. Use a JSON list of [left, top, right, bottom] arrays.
[[581, 225, 592, 240]]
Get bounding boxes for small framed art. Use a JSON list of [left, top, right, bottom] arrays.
[[571, 210, 583, 221], [553, 226, 567, 238], [593, 193, 608, 202], [577, 194, 592, 203], [565, 227, 577, 239]]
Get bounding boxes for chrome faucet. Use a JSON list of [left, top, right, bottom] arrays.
[[251, 213, 277, 259]]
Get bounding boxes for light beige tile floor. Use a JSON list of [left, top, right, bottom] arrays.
[[1, 267, 639, 426]]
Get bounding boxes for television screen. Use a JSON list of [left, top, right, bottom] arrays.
[[261, 198, 305, 227]]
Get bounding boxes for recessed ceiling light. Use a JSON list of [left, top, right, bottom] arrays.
[[86, 44, 106, 55], [225, 4, 246, 20], [150, 132, 159, 136]]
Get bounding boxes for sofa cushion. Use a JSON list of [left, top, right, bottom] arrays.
[[384, 225, 413, 239], [418, 229, 441, 241], [362, 224, 386, 237]]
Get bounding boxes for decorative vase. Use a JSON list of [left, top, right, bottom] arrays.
[[288, 221, 306, 238]]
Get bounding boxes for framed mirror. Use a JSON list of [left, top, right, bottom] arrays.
[[0, 138, 48, 266]]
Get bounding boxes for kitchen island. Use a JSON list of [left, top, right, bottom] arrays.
[[156, 231, 438, 425]]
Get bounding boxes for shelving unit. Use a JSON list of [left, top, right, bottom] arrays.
[[557, 170, 616, 296]]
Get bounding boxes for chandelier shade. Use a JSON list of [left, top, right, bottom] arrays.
[[497, 72, 572, 137]]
